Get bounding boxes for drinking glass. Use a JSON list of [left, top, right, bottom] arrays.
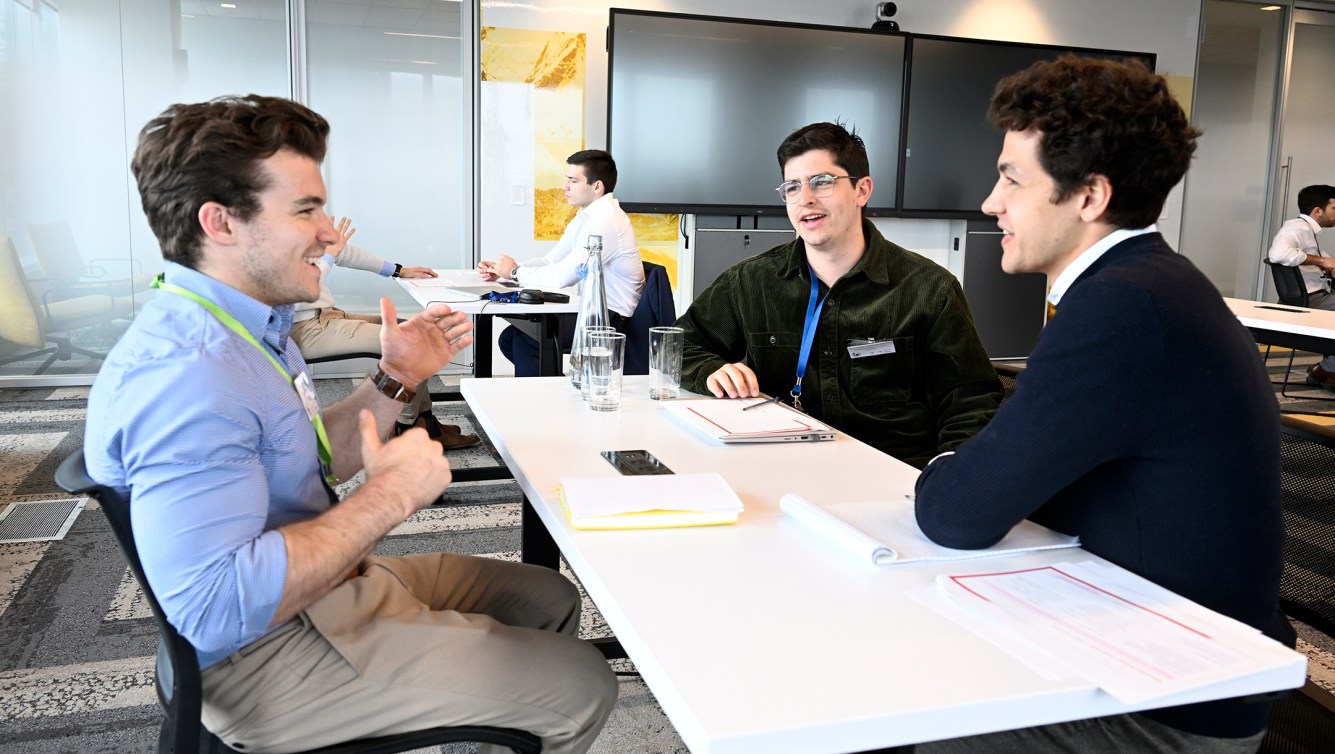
[[585, 331, 626, 412], [648, 326, 684, 400]]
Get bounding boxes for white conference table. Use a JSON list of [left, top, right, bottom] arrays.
[[1225, 296, 1335, 354], [397, 269, 580, 377], [461, 376, 1304, 754]]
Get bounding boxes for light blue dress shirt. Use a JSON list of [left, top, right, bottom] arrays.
[[86, 262, 334, 668]]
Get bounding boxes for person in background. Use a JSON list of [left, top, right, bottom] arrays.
[[476, 149, 644, 376], [913, 56, 1291, 753], [1267, 183, 1335, 389], [292, 216, 479, 448], [85, 94, 617, 754], [674, 122, 1000, 468]]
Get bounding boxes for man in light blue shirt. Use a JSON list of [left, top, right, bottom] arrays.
[[86, 94, 615, 754]]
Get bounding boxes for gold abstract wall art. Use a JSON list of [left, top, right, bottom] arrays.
[[481, 26, 680, 288]]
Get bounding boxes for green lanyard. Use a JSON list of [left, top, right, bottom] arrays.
[[151, 275, 337, 485]]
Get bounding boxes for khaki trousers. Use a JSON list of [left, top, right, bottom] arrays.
[[200, 553, 618, 754], [290, 308, 429, 424]]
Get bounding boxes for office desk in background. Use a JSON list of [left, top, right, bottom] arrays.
[[397, 269, 579, 378], [1225, 296, 1335, 354], [461, 376, 1304, 754]]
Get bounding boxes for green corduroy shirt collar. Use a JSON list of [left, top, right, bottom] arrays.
[[773, 218, 897, 288]]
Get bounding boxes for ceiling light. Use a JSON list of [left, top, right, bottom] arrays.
[[1260, 5, 1281, 10]]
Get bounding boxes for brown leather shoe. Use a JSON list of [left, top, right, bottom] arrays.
[[1306, 364, 1335, 390], [410, 412, 481, 450]]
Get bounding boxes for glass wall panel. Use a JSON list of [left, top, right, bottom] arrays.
[[1279, 9, 1335, 219], [306, 0, 465, 317], [1178, 0, 1284, 298], [0, 0, 287, 382]]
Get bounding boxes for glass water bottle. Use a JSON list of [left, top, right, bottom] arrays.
[[568, 234, 609, 391]]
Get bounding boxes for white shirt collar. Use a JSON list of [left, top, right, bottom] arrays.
[[1299, 214, 1323, 236], [1047, 225, 1157, 307]]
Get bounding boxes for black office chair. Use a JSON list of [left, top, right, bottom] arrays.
[[1266, 260, 1310, 309], [55, 449, 541, 754], [1257, 416, 1335, 753], [622, 261, 677, 376], [1261, 261, 1332, 401], [993, 362, 1023, 407]]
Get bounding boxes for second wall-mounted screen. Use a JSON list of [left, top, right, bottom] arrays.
[[609, 10, 905, 215], [902, 37, 1155, 214]]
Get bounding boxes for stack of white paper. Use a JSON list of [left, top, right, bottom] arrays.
[[558, 472, 745, 530]]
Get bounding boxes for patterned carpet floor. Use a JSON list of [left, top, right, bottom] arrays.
[[0, 365, 1332, 753]]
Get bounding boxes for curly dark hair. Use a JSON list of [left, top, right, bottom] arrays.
[[988, 56, 1200, 229], [131, 95, 330, 269], [776, 121, 870, 181], [568, 149, 618, 193]]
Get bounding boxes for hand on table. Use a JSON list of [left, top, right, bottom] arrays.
[[706, 362, 761, 399], [397, 266, 437, 279]]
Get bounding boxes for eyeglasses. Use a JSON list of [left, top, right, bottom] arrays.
[[775, 174, 853, 204]]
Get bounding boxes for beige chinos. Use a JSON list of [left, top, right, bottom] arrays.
[[200, 553, 618, 754]]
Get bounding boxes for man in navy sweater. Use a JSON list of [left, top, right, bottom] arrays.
[[914, 56, 1292, 753]]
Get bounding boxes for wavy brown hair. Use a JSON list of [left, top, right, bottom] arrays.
[[131, 95, 330, 268]]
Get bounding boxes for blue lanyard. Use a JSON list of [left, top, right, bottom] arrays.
[[150, 275, 337, 485], [792, 265, 829, 412]]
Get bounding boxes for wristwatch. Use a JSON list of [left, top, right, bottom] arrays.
[[508, 265, 521, 280], [391, 263, 403, 278], [368, 367, 415, 404]]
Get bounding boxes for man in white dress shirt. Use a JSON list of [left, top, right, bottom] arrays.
[[1267, 183, 1335, 389], [477, 150, 644, 376]]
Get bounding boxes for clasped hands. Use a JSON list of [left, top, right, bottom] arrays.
[[475, 255, 519, 281]]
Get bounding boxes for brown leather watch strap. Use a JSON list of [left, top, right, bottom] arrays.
[[368, 367, 416, 404]]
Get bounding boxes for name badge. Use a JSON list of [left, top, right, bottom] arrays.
[[293, 371, 322, 423], [847, 338, 896, 359]]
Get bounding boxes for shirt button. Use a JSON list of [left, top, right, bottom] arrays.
[[828, 299, 837, 307], [769, 335, 777, 345]]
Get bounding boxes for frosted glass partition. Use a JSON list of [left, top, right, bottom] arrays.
[[307, 0, 467, 315], [0, 0, 287, 381], [1178, 0, 1283, 299], [1282, 10, 1335, 213]]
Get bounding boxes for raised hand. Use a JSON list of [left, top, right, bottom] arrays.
[[376, 297, 474, 387]]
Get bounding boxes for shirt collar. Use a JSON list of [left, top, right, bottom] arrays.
[[1047, 225, 1156, 307], [1300, 214, 1323, 235], [780, 219, 891, 285], [161, 261, 295, 351]]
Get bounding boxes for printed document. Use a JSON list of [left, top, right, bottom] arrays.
[[931, 561, 1306, 704]]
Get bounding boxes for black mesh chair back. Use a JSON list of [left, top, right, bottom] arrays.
[[1266, 260, 1310, 308], [993, 362, 1023, 407], [1260, 416, 1335, 751], [55, 449, 541, 754], [1276, 417, 1335, 637]]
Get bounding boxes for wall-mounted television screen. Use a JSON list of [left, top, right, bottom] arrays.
[[608, 9, 906, 216], [900, 36, 1155, 215]]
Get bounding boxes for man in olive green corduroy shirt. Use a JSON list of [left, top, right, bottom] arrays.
[[676, 122, 1000, 468]]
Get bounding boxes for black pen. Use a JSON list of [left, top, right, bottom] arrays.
[[742, 395, 782, 411]]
